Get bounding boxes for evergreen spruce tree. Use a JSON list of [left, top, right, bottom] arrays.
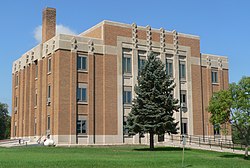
[[127, 52, 179, 150]]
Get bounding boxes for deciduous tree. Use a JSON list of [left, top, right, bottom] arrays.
[[208, 76, 250, 158], [0, 102, 11, 139]]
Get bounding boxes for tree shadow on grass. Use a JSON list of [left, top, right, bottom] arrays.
[[134, 146, 190, 152], [220, 154, 250, 161]]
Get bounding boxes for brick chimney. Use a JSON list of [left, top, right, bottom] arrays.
[[42, 7, 56, 43]]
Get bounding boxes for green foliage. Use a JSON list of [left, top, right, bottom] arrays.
[[0, 102, 11, 139], [208, 76, 250, 158], [127, 52, 179, 149]]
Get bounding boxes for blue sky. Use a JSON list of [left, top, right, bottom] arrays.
[[0, 0, 249, 112]]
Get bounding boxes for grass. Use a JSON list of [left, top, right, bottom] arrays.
[[0, 145, 249, 168]]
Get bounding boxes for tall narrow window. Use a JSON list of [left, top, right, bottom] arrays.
[[166, 59, 173, 77], [179, 61, 186, 80], [77, 84, 87, 102], [14, 122, 17, 136], [15, 75, 18, 86], [180, 90, 187, 107], [35, 60, 38, 79], [34, 118, 37, 135], [77, 55, 87, 71], [47, 115, 50, 130], [77, 116, 87, 134], [123, 87, 132, 104], [47, 85, 51, 99], [48, 57, 51, 73], [35, 89, 38, 107], [211, 71, 218, 83], [123, 116, 129, 136], [138, 50, 146, 74], [15, 96, 18, 107], [123, 54, 132, 74], [138, 56, 146, 74], [181, 118, 188, 135]]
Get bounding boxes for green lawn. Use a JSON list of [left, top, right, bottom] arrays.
[[0, 145, 249, 168]]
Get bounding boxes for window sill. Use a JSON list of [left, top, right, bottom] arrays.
[[180, 79, 186, 83], [123, 74, 132, 79], [124, 104, 132, 108], [124, 135, 133, 138], [47, 72, 51, 75], [34, 106, 37, 109], [77, 101, 88, 105], [77, 134, 88, 137], [77, 70, 88, 73], [35, 78, 38, 81], [212, 82, 219, 85]]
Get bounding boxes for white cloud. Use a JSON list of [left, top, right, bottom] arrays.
[[34, 24, 77, 43]]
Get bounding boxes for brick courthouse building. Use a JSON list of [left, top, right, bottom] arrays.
[[11, 8, 230, 145]]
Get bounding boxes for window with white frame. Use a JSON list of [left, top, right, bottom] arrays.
[[211, 71, 218, 83], [123, 54, 132, 74], [179, 61, 186, 80], [123, 87, 132, 104], [77, 115, 87, 134], [77, 83, 87, 102], [77, 55, 87, 71], [166, 59, 173, 77]]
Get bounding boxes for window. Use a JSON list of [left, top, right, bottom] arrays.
[[48, 57, 51, 73], [15, 75, 18, 86], [14, 122, 17, 136], [181, 118, 188, 135], [138, 50, 147, 74], [138, 57, 146, 74], [47, 85, 51, 99], [123, 116, 129, 136], [166, 59, 173, 77], [158, 134, 164, 142], [180, 90, 187, 107], [152, 52, 160, 59], [214, 124, 220, 135], [179, 61, 186, 80], [35, 89, 37, 107], [47, 116, 50, 130], [77, 84, 87, 102], [77, 119, 87, 134], [77, 55, 87, 71], [211, 71, 218, 83], [123, 87, 132, 104], [15, 96, 18, 107], [35, 60, 38, 79], [123, 54, 132, 74], [34, 118, 37, 135]]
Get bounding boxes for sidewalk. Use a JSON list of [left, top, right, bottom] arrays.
[[159, 141, 245, 155]]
